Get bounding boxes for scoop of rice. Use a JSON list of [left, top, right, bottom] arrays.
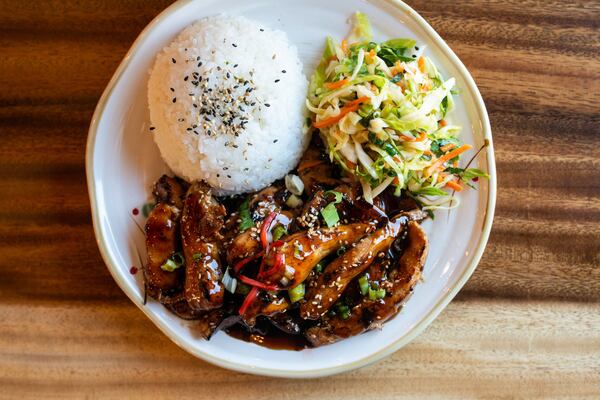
[[147, 15, 309, 195]]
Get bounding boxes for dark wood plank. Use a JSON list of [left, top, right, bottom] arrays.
[[0, 0, 599, 397]]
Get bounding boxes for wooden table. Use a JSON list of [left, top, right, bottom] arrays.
[[1, 0, 599, 398]]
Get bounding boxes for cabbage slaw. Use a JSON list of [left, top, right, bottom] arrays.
[[306, 13, 487, 211]]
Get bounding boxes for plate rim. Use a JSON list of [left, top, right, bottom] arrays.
[[86, 0, 497, 378]]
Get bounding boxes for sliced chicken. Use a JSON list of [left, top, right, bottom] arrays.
[[152, 174, 188, 209], [305, 221, 428, 346], [297, 142, 341, 195], [144, 203, 183, 297], [300, 214, 413, 320], [144, 176, 187, 298], [181, 182, 226, 311], [226, 212, 293, 266], [261, 222, 377, 288]]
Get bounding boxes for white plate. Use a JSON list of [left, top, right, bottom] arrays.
[[86, 0, 496, 377]]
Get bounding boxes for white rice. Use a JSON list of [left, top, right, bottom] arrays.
[[148, 15, 309, 195]]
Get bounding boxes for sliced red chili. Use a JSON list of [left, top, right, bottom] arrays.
[[238, 286, 259, 316], [260, 212, 277, 249], [272, 240, 285, 248], [233, 251, 264, 273], [237, 274, 280, 291], [259, 253, 284, 279]]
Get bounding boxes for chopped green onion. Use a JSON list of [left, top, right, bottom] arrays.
[[285, 174, 305, 196], [142, 202, 155, 218], [321, 190, 343, 227], [314, 261, 325, 274], [368, 286, 386, 300], [335, 303, 351, 320], [293, 242, 303, 259], [288, 283, 305, 303], [272, 224, 287, 241], [286, 194, 303, 208], [160, 259, 180, 272], [192, 253, 204, 261], [320, 203, 340, 227], [358, 275, 369, 295], [238, 198, 254, 232], [324, 190, 343, 204], [221, 267, 237, 294]]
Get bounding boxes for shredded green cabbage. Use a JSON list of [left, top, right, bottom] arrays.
[[306, 14, 486, 211]]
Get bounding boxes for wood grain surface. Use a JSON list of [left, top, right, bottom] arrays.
[[0, 0, 599, 398]]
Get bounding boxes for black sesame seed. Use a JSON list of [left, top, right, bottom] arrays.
[[264, 103, 271, 107], [198, 62, 202, 67], [274, 79, 280, 83], [149, 126, 155, 131], [415, 46, 420, 50], [232, 43, 237, 47], [227, 175, 232, 178], [412, 54, 417, 58], [170, 87, 175, 92], [226, 72, 231, 79], [172, 98, 177, 103], [273, 139, 278, 143], [233, 64, 238, 68], [172, 58, 176, 64], [282, 70, 286, 73], [260, 28, 264, 32], [184, 76, 189, 81]]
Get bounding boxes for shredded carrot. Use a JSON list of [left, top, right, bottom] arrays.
[[452, 160, 459, 168], [418, 56, 426, 73], [425, 144, 472, 176], [394, 61, 405, 73], [437, 172, 448, 184], [445, 181, 463, 192], [423, 150, 433, 156], [298, 159, 325, 171], [368, 49, 376, 60], [345, 96, 370, 107], [401, 131, 427, 142], [393, 177, 400, 185], [324, 79, 349, 90], [440, 143, 456, 153], [341, 39, 348, 54], [439, 119, 448, 127]]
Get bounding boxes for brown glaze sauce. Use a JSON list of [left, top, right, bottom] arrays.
[[225, 325, 309, 351]]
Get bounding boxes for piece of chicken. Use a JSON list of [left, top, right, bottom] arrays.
[[297, 141, 341, 195], [181, 182, 226, 311], [300, 214, 413, 320], [152, 175, 188, 209], [144, 176, 187, 298], [226, 212, 293, 266], [261, 222, 377, 288], [305, 221, 428, 346]]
